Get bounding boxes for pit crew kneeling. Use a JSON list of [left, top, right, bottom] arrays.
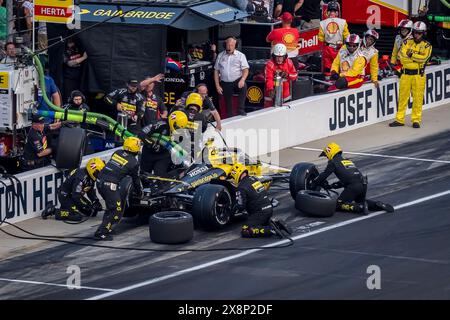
[[42, 157, 105, 221], [311, 143, 394, 214], [231, 163, 292, 238]]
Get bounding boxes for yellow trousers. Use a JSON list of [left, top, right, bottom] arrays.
[[395, 73, 426, 124]]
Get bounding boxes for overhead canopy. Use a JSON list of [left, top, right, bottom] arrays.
[[78, 0, 248, 30]]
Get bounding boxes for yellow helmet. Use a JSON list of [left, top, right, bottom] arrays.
[[123, 136, 142, 153], [230, 163, 248, 184], [320, 142, 342, 160], [86, 157, 105, 180], [186, 92, 203, 113], [168, 110, 188, 133]]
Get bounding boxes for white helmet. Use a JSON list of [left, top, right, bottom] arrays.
[[273, 43, 287, 57], [413, 21, 427, 32], [363, 29, 379, 47], [398, 19, 413, 29]]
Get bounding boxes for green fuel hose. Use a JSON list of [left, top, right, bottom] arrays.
[[32, 53, 189, 160]]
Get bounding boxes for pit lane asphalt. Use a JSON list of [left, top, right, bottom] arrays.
[[1, 127, 450, 300]]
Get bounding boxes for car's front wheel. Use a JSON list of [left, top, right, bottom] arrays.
[[192, 185, 233, 230]]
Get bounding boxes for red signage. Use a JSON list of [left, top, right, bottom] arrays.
[[35, 0, 73, 23], [341, 0, 407, 27], [299, 28, 320, 55]]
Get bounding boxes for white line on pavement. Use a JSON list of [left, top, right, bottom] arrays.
[[291, 147, 450, 164], [87, 189, 450, 300], [0, 277, 114, 292]]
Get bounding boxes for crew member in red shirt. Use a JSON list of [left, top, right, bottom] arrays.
[[266, 12, 300, 69], [264, 43, 298, 106]]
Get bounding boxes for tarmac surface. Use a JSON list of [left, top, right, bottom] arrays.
[[0, 105, 449, 300]]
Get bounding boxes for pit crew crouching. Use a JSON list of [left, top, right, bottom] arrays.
[[42, 157, 105, 221], [311, 142, 394, 214], [95, 137, 143, 240], [329, 34, 366, 91], [231, 163, 291, 238]]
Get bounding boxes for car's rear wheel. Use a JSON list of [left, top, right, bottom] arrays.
[[289, 162, 319, 200], [192, 185, 232, 230], [149, 211, 194, 244], [295, 190, 336, 217]]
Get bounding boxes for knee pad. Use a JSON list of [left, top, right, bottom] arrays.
[[335, 77, 348, 89], [241, 225, 273, 238], [337, 200, 365, 213]]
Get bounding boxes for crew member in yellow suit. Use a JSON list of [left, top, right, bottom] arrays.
[[389, 21, 432, 129]]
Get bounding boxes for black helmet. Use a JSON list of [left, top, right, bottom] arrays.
[[327, 1, 340, 12]]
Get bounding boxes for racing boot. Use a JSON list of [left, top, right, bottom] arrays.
[[337, 200, 367, 215], [94, 230, 113, 241], [55, 208, 83, 222], [41, 205, 56, 220], [367, 199, 394, 213], [241, 225, 273, 238]]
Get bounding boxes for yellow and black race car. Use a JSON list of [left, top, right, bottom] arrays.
[[125, 139, 303, 231]]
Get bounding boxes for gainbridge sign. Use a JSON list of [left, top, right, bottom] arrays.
[[35, 0, 74, 23]]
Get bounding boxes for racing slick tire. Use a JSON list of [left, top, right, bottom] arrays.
[[55, 127, 86, 169], [192, 185, 233, 231], [149, 211, 194, 244], [289, 162, 319, 200], [295, 190, 336, 217]]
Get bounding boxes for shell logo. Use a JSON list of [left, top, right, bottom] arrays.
[[247, 86, 263, 104], [282, 33, 295, 44], [341, 61, 350, 72], [326, 22, 339, 34]]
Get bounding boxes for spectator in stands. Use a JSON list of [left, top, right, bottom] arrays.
[[140, 73, 167, 125], [214, 36, 249, 117], [266, 12, 300, 69], [0, 0, 6, 53], [318, 1, 349, 73], [273, 0, 302, 21], [63, 38, 88, 101], [105, 79, 145, 134], [297, 0, 321, 30], [1, 42, 17, 64], [329, 34, 366, 90], [21, 114, 62, 171], [360, 29, 380, 88], [177, 83, 223, 131], [264, 43, 297, 106]]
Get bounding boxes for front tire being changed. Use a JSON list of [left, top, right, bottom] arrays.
[[192, 185, 233, 231]]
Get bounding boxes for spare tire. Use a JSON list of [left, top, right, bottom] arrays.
[[295, 190, 336, 217], [289, 162, 319, 200], [55, 127, 86, 169], [192, 184, 233, 231], [149, 211, 193, 244]]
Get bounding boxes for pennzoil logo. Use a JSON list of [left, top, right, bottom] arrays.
[[247, 86, 263, 104], [326, 22, 339, 34], [190, 173, 219, 188]]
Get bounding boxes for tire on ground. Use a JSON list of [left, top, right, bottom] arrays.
[[55, 127, 86, 169], [295, 190, 336, 217], [192, 184, 232, 231], [289, 162, 319, 200], [149, 211, 193, 244]]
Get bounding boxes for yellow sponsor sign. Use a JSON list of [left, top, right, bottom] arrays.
[[0, 72, 9, 89], [35, 0, 73, 23]]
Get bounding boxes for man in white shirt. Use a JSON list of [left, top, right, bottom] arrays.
[[214, 36, 249, 117]]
